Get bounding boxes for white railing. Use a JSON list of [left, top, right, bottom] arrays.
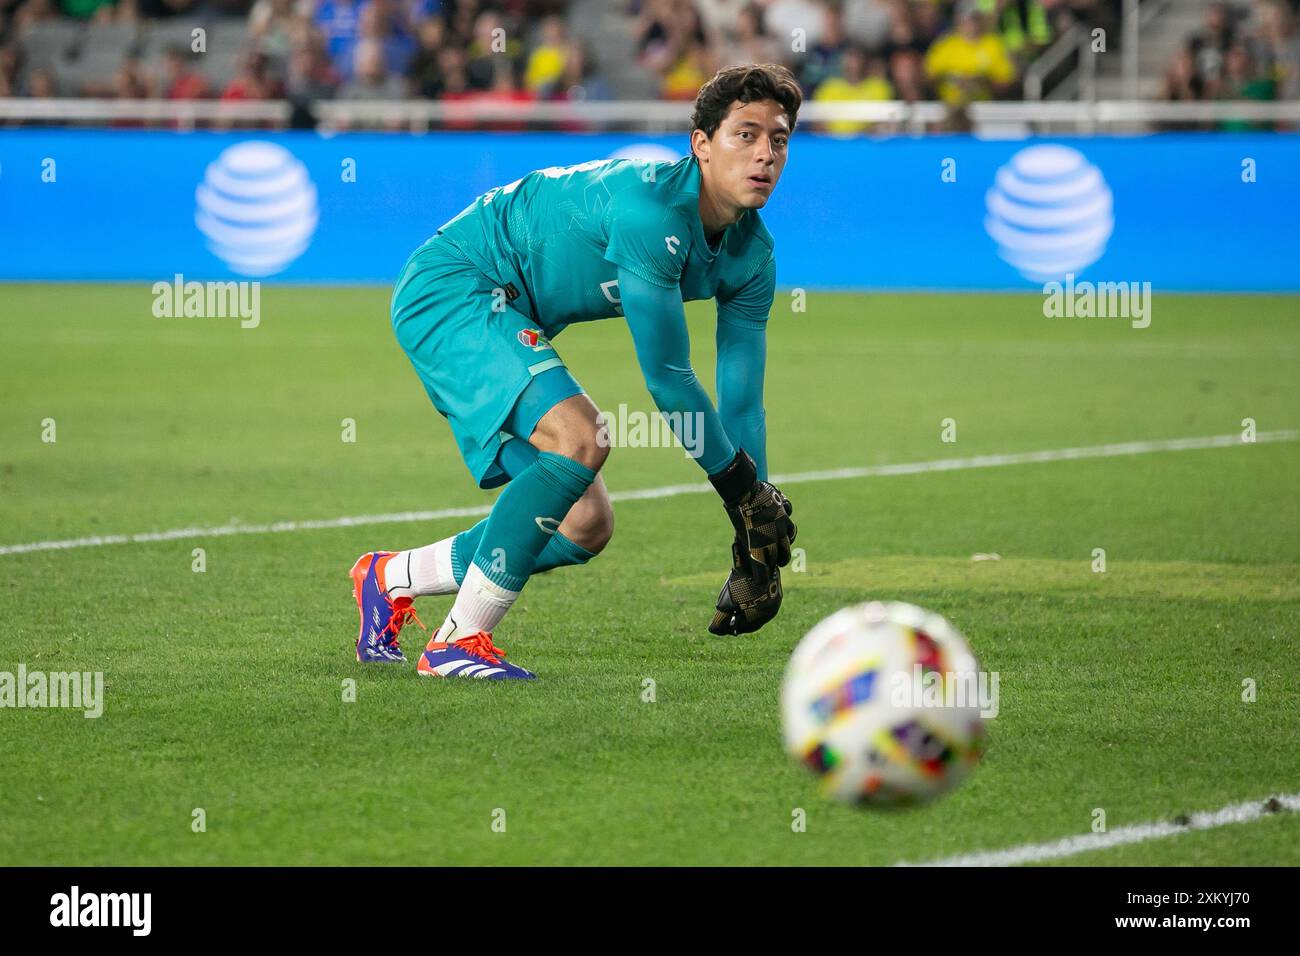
[[1, 97, 1297, 132], [1025, 0, 1176, 102], [0, 97, 291, 127], [1024, 23, 1085, 101]]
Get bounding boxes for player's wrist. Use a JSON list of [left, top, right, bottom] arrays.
[[709, 447, 758, 507]]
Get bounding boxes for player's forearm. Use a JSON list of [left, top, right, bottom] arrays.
[[641, 368, 737, 475], [618, 267, 736, 475], [715, 318, 769, 480], [718, 409, 767, 481]]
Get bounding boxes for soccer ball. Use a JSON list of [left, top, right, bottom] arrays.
[[781, 601, 988, 806]]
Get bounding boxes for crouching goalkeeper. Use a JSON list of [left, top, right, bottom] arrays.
[[349, 64, 800, 678]]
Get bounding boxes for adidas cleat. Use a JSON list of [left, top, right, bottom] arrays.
[[417, 631, 536, 680], [350, 551, 424, 663]]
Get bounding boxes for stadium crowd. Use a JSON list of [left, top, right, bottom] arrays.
[[0, 0, 1114, 113], [1160, 0, 1299, 119]]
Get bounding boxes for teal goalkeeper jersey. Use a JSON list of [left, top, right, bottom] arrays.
[[434, 155, 776, 337]]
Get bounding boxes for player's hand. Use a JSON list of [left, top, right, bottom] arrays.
[[709, 540, 784, 636], [708, 449, 798, 570]]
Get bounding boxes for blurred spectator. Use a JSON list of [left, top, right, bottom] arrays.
[[890, 50, 928, 103], [437, 44, 470, 96], [1215, 41, 1275, 128], [286, 30, 339, 100], [359, 0, 416, 76], [406, 13, 447, 97], [813, 44, 893, 134], [715, 2, 781, 68], [26, 62, 56, 95], [523, 13, 568, 96], [1250, 0, 1299, 100], [13, 0, 59, 31], [338, 34, 406, 97], [315, 0, 362, 78], [222, 48, 283, 100], [637, 0, 713, 100], [1161, 47, 1206, 103], [61, 0, 115, 19], [0, 46, 17, 97], [880, 3, 928, 67], [694, 0, 746, 43], [95, 51, 151, 122], [557, 39, 611, 102], [982, 0, 1053, 59], [249, 0, 297, 64], [470, 56, 534, 128], [1189, 1, 1238, 87], [842, 0, 892, 51], [466, 8, 522, 90], [924, 7, 1016, 107], [135, 0, 199, 18], [910, 0, 945, 48], [159, 44, 210, 98], [798, 2, 849, 94], [764, 0, 827, 49]]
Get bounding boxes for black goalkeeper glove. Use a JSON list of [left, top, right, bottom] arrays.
[[706, 449, 798, 636]]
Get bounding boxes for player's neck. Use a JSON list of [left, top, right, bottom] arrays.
[[697, 184, 743, 238]]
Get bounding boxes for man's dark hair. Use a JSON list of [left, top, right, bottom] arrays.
[[689, 63, 802, 140]]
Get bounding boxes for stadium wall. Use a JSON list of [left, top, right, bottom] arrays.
[[1, 130, 1296, 291]]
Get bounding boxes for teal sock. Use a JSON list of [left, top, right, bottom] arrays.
[[450, 519, 485, 586], [535, 527, 597, 574], [471, 451, 597, 591], [452, 519, 596, 585]]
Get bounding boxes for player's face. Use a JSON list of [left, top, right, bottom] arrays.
[[695, 100, 791, 212]]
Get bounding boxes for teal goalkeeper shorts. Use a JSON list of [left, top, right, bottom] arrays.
[[390, 234, 585, 489]]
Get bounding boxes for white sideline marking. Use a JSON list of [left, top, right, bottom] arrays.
[[2, 430, 1295, 558], [900, 792, 1300, 867]]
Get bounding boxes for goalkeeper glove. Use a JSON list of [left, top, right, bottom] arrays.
[[706, 449, 798, 635]]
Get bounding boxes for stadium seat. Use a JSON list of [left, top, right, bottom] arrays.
[[193, 19, 254, 92], [53, 22, 141, 96], [18, 21, 85, 72]]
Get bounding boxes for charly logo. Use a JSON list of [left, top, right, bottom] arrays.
[[195, 141, 319, 277], [984, 144, 1114, 283]]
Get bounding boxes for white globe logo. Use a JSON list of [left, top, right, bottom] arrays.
[[195, 141, 319, 277], [984, 144, 1113, 283]]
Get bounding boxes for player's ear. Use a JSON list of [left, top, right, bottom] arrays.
[[690, 128, 710, 163]]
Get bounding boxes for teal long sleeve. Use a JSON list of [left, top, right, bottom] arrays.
[[618, 267, 738, 476], [715, 316, 768, 480]]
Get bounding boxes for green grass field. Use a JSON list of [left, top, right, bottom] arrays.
[[1, 285, 1297, 866]]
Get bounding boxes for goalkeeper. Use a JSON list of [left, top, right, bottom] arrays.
[[350, 64, 800, 678]]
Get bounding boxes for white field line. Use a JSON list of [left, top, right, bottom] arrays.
[[2, 430, 1295, 558], [900, 792, 1300, 867]]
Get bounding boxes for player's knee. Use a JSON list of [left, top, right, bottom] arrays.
[[530, 397, 608, 472], [555, 425, 608, 473]]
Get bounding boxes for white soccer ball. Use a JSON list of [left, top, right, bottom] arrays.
[[781, 601, 989, 806]]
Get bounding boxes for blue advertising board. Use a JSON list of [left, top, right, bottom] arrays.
[[0, 129, 1295, 290]]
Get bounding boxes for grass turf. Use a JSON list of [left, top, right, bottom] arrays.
[[0, 285, 1297, 865]]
